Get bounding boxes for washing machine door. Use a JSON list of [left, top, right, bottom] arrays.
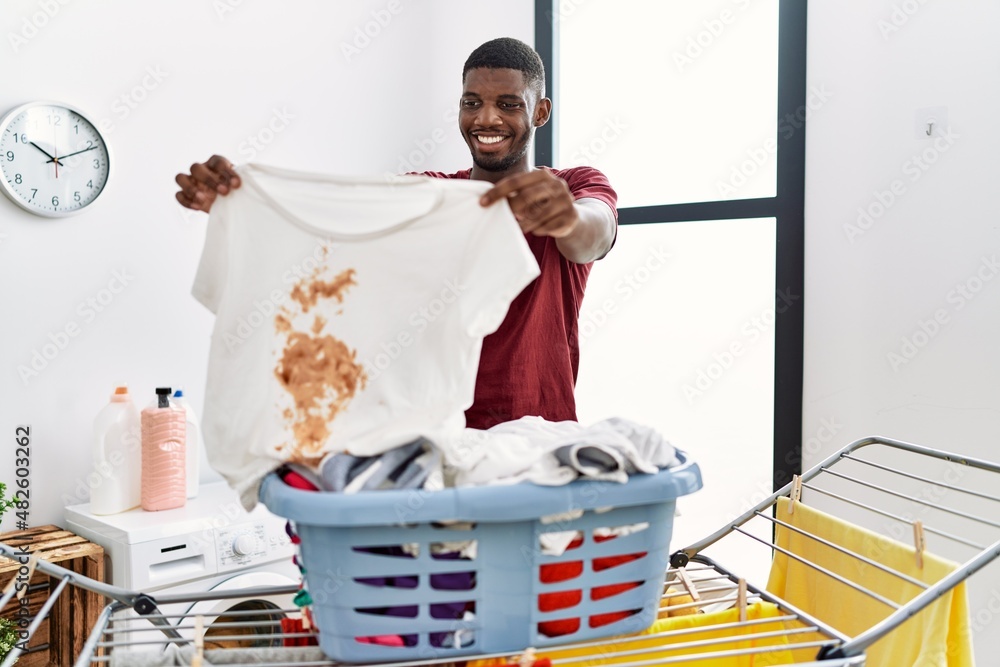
[[179, 571, 299, 650]]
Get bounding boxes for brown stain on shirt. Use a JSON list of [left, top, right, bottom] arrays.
[[274, 265, 366, 462], [289, 268, 357, 313]]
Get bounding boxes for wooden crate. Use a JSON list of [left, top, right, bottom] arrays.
[[0, 525, 105, 667]]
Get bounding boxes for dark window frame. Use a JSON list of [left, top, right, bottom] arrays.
[[534, 0, 807, 491]]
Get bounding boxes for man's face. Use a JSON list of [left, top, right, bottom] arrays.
[[459, 67, 549, 173]]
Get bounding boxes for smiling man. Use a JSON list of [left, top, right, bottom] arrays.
[[175, 37, 618, 430]]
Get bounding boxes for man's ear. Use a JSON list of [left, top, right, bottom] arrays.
[[534, 98, 552, 127]]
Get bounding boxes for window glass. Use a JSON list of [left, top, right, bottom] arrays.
[[556, 0, 780, 207], [575, 218, 777, 579]]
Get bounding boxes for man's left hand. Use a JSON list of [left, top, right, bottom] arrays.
[[480, 170, 578, 238]]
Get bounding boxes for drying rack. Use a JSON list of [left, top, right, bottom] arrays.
[[2, 435, 999, 666]]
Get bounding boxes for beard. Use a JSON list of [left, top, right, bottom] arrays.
[[470, 130, 533, 172]]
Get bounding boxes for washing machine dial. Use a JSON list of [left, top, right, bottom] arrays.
[[232, 533, 257, 556]]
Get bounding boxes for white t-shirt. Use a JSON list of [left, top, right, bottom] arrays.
[[192, 163, 540, 508]]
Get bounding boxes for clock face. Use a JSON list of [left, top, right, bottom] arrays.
[[0, 102, 111, 217]]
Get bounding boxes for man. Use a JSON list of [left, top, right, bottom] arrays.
[[175, 37, 618, 429]]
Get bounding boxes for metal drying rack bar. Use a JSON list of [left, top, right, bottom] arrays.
[[675, 435, 1000, 662], [2, 435, 998, 666]]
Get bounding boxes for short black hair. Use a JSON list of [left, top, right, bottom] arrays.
[[463, 37, 546, 98]]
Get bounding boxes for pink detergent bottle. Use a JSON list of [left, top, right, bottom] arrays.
[[141, 387, 187, 511]]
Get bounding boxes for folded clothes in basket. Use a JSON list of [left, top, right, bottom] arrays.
[[292, 415, 681, 494], [439, 415, 681, 487]]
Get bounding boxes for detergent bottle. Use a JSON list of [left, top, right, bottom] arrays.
[[140, 387, 186, 511], [90, 385, 142, 515], [172, 389, 201, 499]]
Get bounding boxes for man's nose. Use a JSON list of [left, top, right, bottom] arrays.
[[475, 104, 503, 127]]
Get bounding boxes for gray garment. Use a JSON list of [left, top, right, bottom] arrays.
[[319, 437, 439, 493]]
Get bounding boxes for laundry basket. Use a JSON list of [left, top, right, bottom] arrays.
[[259, 451, 702, 663]]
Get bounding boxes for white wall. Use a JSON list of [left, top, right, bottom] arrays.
[[804, 0, 1000, 660], [0, 0, 532, 529]]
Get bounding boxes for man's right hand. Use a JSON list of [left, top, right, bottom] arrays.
[[174, 155, 241, 213]]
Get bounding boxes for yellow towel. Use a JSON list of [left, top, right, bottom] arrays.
[[469, 602, 797, 667], [766, 497, 974, 667]]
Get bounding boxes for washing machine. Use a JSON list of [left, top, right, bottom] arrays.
[[65, 480, 299, 652]]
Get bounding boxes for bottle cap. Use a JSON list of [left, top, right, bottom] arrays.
[[110, 385, 130, 402], [174, 389, 185, 398], [155, 387, 172, 408]]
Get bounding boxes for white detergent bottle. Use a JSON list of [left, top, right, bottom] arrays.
[[91, 385, 142, 515], [172, 389, 201, 499]]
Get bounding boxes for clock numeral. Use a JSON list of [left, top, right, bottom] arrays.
[[86, 180, 93, 189], [13, 133, 26, 144], [47, 114, 62, 126], [74, 191, 81, 203], [92, 159, 100, 169], [14, 174, 21, 184], [74, 124, 79, 135], [51, 195, 59, 207], [5, 151, 12, 161], [30, 188, 37, 201]]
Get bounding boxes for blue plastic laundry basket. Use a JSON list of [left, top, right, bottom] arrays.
[[260, 452, 702, 663]]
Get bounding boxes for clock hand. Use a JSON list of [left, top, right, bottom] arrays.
[[46, 145, 97, 162], [29, 141, 61, 164]]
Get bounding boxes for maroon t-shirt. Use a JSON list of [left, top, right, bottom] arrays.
[[421, 167, 618, 429]]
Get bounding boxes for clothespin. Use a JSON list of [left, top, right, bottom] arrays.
[[676, 567, 701, 602], [302, 609, 312, 631], [913, 521, 926, 569], [518, 647, 536, 667], [191, 614, 205, 667], [788, 475, 803, 515], [737, 578, 748, 623]]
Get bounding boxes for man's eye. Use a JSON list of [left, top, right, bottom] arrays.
[[461, 100, 479, 108], [500, 103, 520, 110]]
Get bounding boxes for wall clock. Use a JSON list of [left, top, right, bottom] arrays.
[[0, 101, 111, 217]]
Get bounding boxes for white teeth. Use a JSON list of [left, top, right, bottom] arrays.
[[477, 135, 505, 144]]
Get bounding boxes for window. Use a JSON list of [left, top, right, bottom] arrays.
[[536, 0, 806, 577]]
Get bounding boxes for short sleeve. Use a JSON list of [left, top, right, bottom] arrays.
[[557, 166, 618, 220], [191, 198, 230, 314], [459, 200, 540, 339]]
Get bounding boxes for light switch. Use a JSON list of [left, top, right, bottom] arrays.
[[915, 106, 948, 139]]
